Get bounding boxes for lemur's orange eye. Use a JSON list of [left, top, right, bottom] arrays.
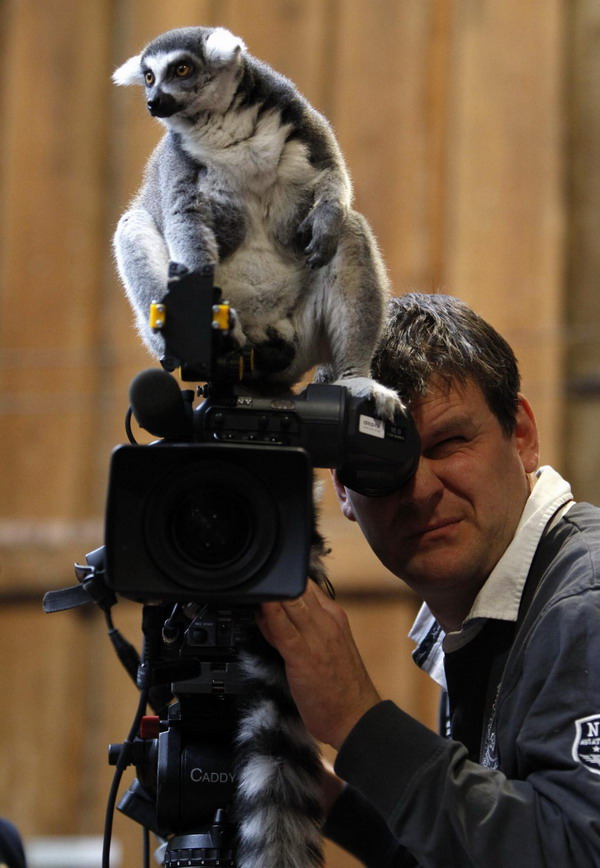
[[175, 63, 192, 78], [144, 70, 155, 86]]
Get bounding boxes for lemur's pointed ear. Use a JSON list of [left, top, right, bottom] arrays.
[[112, 54, 144, 86], [205, 28, 246, 66]]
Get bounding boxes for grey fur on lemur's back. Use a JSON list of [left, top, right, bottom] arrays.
[[113, 24, 400, 417]]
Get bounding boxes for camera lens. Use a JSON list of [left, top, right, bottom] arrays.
[[170, 487, 253, 568], [145, 456, 279, 592], [105, 443, 312, 602]]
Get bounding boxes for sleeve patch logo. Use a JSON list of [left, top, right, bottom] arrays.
[[572, 714, 600, 775]]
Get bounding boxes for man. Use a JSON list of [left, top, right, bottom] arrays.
[[258, 293, 600, 866]]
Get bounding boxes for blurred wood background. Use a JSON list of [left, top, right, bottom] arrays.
[[1, 0, 599, 865]]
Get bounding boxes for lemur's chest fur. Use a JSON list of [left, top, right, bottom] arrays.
[[179, 105, 319, 201], [176, 106, 318, 314]]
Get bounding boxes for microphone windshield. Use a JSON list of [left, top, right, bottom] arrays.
[[129, 368, 193, 439]]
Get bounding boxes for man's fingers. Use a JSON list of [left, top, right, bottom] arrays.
[[261, 582, 346, 640], [280, 579, 334, 617], [258, 599, 305, 649], [258, 582, 381, 748], [258, 583, 330, 651], [255, 605, 275, 645], [279, 589, 314, 625]]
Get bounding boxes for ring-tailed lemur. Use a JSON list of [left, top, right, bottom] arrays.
[[112, 24, 401, 418], [112, 26, 396, 868]]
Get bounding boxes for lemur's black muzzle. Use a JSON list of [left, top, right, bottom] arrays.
[[147, 91, 180, 118]]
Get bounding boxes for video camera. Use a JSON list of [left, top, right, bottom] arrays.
[[44, 262, 420, 867]]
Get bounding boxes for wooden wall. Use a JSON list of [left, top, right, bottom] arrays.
[[0, 0, 580, 864], [564, 0, 600, 504]]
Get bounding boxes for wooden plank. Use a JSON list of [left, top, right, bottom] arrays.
[[0, 0, 113, 530], [0, 605, 91, 836], [329, 0, 449, 292], [441, 0, 565, 465], [214, 0, 333, 108], [563, 0, 600, 502]]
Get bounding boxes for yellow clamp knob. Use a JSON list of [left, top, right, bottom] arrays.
[[212, 303, 231, 332], [149, 302, 166, 331]]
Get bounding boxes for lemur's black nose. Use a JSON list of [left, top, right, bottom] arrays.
[[147, 93, 179, 118]]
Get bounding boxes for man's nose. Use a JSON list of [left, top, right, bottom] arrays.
[[396, 457, 443, 506]]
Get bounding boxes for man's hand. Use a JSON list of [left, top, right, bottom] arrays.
[[257, 581, 382, 750]]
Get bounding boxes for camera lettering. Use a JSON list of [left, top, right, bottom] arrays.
[[190, 768, 235, 785]]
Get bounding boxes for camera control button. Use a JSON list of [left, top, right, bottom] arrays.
[[139, 715, 160, 740]]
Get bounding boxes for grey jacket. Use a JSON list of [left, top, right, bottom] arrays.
[[324, 503, 600, 866]]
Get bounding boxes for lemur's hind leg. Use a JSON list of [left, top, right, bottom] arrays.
[[310, 211, 403, 419]]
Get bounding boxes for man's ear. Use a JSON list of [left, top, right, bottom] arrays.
[[514, 394, 540, 474], [330, 469, 357, 522]]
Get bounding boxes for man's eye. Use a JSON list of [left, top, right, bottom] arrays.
[[427, 437, 467, 457]]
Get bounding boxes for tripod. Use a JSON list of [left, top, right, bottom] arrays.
[[108, 602, 256, 867]]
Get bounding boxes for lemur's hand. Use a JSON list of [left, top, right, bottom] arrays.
[[335, 376, 406, 422], [299, 201, 346, 269]]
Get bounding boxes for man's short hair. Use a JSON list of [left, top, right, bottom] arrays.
[[371, 293, 521, 434]]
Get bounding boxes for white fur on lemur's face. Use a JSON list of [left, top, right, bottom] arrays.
[[113, 27, 246, 120]]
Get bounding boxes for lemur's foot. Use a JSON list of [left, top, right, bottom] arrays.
[[334, 376, 406, 421], [228, 308, 247, 348]]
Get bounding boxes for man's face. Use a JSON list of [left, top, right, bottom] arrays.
[[333, 378, 539, 629]]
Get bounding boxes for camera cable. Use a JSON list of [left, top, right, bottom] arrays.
[[102, 628, 153, 868], [102, 675, 150, 868]]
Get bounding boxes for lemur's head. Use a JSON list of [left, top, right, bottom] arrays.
[[113, 26, 246, 121]]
